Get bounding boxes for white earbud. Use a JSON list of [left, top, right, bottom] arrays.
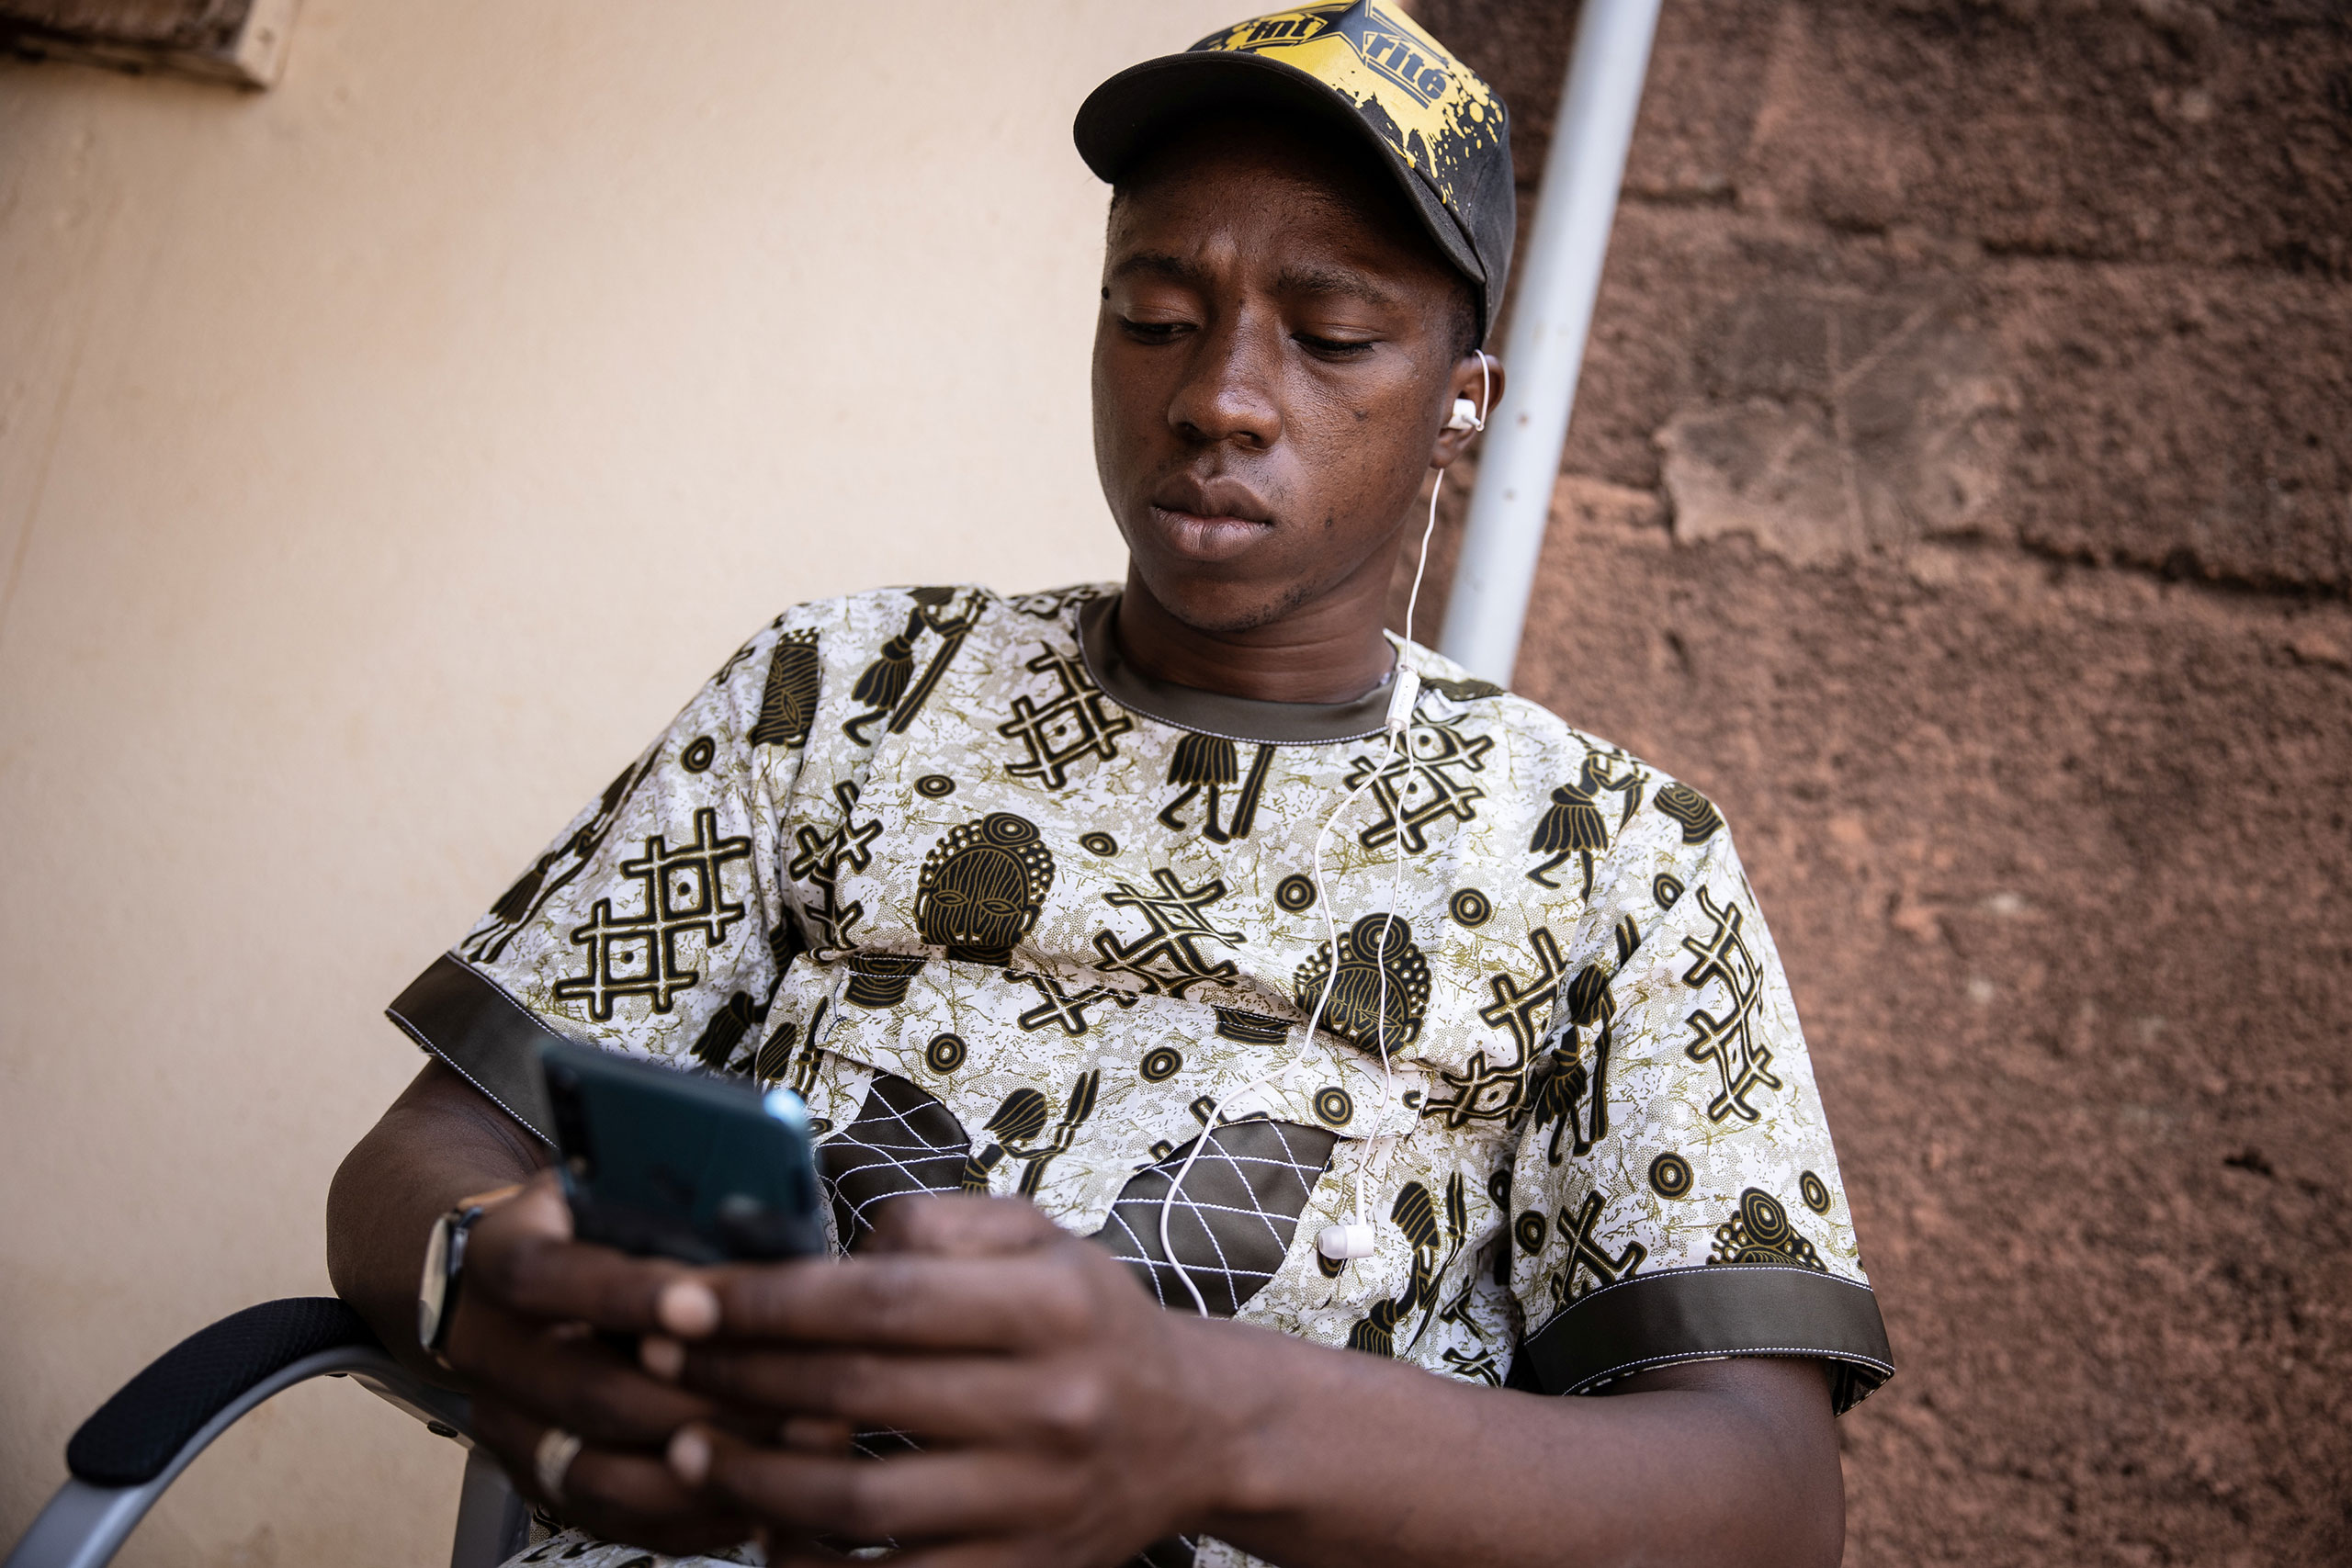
[[1317, 1221, 1377, 1261], [1446, 353, 1493, 432]]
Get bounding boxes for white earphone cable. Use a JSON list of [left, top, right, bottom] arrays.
[[1158, 355, 1487, 1317]]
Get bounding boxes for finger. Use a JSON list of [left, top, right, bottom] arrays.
[[705, 1247, 1096, 1352], [676, 1425, 1080, 1542], [470, 1168, 571, 1244], [452, 1311, 721, 1445], [459, 1179, 529, 1211], [863, 1192, 1063, 1257], [641, 1334, 685, 1381], [638, 1337, 850, 1450], [675, 1346, 1111, 1450], [465, 1168, 724, 1336], [468, 1220, 710, 1337], [469, 1404, 754, 1556], [778, 1415, 856, 1454]]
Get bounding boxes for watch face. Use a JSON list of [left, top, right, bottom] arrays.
[[417, 1213, 454, 1350]]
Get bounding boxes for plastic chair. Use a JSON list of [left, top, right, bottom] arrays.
[[3, 1298, 530, 1568]]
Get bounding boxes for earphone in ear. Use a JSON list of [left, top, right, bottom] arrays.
[[1444, 355, 1492, 434]]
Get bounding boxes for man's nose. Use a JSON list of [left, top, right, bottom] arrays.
[[1167, 310, 1282, 450]]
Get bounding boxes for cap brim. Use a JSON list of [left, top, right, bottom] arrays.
[[1074, 51, 1488, 333]]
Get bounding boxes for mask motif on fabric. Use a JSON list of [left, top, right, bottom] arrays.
[[1293, 913, 1431, 1051], [914, 812, 1055, 965]]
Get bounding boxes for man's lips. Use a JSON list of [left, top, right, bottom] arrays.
[[1147, 505, 1271, 562], [1146, 476, 1275, 563]]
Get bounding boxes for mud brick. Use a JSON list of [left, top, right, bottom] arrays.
[[1402, 2, 2352, 1562], [1737, 1, 2352, 272], [1419, 0, 1782, 205], [1987, 259, 2352, 592], [1504, 515, 2352, 1566], [1427, 0, 2352, 274], [1550, 207, 2352, 593]]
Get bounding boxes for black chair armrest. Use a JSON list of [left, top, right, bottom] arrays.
[[7, 1298, 504, 1568], [64, 1297, 383, 1486]]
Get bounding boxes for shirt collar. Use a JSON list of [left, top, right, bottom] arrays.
[[1076, 592, 1397, 747]]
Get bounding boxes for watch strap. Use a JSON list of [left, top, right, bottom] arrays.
[[422, 1201, 492, 1357]]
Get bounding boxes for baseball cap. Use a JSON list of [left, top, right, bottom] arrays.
[[1075, 3, 1515, 345]]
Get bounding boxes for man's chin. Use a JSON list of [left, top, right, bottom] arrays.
[[1126, 561, 1316, 637]]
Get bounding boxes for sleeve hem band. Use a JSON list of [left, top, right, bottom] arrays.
[[385, 953, 564, 1145], [1521, 1262, 1894, 1415]]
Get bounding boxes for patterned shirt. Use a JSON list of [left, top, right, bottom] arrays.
[[391, 583, 1893, 1568]]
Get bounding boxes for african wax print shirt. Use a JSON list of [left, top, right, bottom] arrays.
[[390, 583, 1893, 1568]]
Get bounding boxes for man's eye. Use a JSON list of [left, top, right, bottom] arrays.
[[1296, 333, 1377, 357], [1120, 318, 1191, 342]]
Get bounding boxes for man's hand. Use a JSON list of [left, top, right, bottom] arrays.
[[443, 1170, 762, 1555], [656, 1194, 1234, 1565], [333, 1066, 1844, 1568]]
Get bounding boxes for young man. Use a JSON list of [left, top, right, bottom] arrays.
[[330, 7, 1892, 1565]]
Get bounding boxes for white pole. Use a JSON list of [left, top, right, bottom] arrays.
[[1438, 0, 1662, 686]]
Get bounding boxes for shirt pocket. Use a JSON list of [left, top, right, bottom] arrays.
[[771, 952, 1386, 1318]]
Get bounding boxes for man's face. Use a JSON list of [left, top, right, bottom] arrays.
[[1092, 116, 1476, 637]]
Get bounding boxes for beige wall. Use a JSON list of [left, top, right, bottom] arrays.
[[0, 3, 1237, 1560]]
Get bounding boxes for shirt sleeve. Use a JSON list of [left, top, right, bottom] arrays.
[[1508, 781, 1894, 1412], [384, 611, 831, 1140]]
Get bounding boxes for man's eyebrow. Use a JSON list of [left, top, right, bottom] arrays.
[[1107, 252, 1404, 310], [1108, 251, 1209, 287], [1273, 263, 1400, 310]]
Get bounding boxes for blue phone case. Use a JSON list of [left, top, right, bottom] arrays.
[[539, 1040, 826, 1264]]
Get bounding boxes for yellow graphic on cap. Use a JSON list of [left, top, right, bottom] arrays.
[[1190, 3, 1504, 211]]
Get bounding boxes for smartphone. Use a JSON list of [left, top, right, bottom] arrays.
[[539, 1039, 827, 1265]]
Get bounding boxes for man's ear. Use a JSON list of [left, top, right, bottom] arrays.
[[1431, 352, 1506, 469]]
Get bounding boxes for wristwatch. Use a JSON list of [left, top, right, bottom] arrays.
[[415, 1200, 497, 1359]]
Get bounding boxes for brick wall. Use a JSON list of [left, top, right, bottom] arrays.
[[1414, 2, 2352, 1561]]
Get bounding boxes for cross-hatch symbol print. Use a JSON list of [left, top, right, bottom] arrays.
[[554, 807, 753, 1020], [1411, 921, 1580, 1128], [1015, 973, 1138, 1035], [1477, 925, 1572, 1057], [786, 781, 882, 951], [786, 781, 882, 885], [1342, 723, 1494, 852], [1553, 1190, 1647, 1305], [1091, 869, 1244, 998], [998, 644, 1134, 790], [1419, 926, 1575, 1129], [1679, 885, 1783, 1122]]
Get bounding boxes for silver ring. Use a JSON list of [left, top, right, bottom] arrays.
[[533, 1427, 583, 1502]]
